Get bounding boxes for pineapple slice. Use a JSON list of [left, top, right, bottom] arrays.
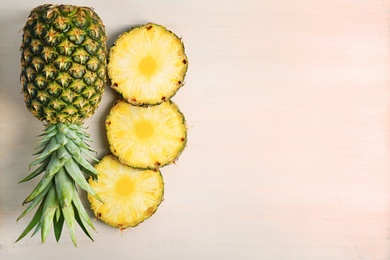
[[106, 100, 187, 169], [108, 23, 188, 106], [88, 155, 164, 229]]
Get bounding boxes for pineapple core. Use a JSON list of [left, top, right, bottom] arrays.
[[138, 56, 157, 76], [134, 120, 154, 139], [115, 175, 135, 197]]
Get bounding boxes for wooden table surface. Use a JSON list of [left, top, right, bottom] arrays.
[[1, 1, 389, 259]]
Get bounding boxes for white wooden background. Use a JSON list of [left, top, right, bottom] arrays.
[[0, 0, 389, 259]]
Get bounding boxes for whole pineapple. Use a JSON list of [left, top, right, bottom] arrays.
[[17, 4, 107, 245]]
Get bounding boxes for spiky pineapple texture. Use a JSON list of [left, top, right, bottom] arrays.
[[17, 4, 107, 246], [20, 4, 107, 124]]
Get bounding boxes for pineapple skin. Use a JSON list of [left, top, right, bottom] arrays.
[[20, 4, 107, 124], [107, 23, 188, 106]]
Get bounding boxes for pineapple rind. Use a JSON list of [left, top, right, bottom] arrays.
[[20, 4, 107, 124], [17, 123, 98, 246], [106, 100, 187, 170], [108, 23, 188, 106], [88, 155, 164, 229]]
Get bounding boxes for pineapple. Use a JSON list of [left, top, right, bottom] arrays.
[[17, 4, 107, 245], [108, 23, 188, 106], [106, 100, 187, 169], [88, 155, 164, 229]]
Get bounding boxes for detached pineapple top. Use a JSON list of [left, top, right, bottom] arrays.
[[108, 23, 188, 106], [21, 4, 107, 124]]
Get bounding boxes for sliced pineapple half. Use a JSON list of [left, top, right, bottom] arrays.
[[88, 155, 164, 229], [108, 23, 188, 106], [106, 100, 187, 169]]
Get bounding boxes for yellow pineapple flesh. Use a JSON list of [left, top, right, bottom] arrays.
[[107, 23, 188, 106], [88, 155, 164, 229], [106, 100, 187, 169]]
